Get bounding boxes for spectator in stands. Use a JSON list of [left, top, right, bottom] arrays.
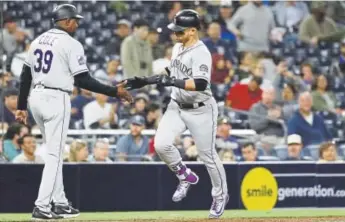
[[300, 63, 315, 91], [68, 139, 89, 162], [127, 93, 149, 118], [1, 16, 29, 58], [288, 92, 332, 146], [157, 1, 183, 44], [214, 2, 236, 41], [0, 88, 33, 127], [10, 39, 30, 78], [83, 92, 118, 129], [249, 87, 284, 137], [148, 28, 165, 60], [116, 115, 149, 162], [281, 83, 299, 121], [194, 5, 212, 39], [326, 1, 345, 28], [273, 60, 307, 102], [215, 117, 239, 155], [272, 1, 309, 30], [12, 134, 44, 164], [180, 136, 198, 161], [240, 60, 273, 90], [235, 52, 254, 81], [145, 103, 161, 129], [121, 19, 153, 79], [318, 141, 343, 162], [311, 75, 338, 113], [227, 0, 275, 52], [226, 76, 263, 110], [153, 45, 173, 75], [299, 2, 339, 46], [2, 123, 28, 161], [203, 22, 232, 61], [218, 149, 236, 162], [70, 89, 94, 129], [285, 134, 311, 161], [88, 139, 113, 163], [94, 55, 122, 85], [211, 54, 233, 84], [105, 19, 132, 55], [240, 143, 259, 162]]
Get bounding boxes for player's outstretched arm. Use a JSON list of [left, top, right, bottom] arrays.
[[15, 64, 31, 124], [124, 75, 161, 90], [157, 75, 207, 92], [74, 72, 133, 103]]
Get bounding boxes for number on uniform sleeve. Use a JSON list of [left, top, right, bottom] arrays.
[[33, 49, 54, 74]]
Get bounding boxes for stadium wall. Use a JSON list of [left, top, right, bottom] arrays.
[[0, 162, 345, 213]]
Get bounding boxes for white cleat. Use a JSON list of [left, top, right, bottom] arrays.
[[172, 171, 199, 202], [209, 194, 229, 219]]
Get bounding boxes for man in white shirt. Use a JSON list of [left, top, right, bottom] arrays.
[[12, 134, 44, 164], [83, 93, 118, 129], [153, 45, 173, 74]]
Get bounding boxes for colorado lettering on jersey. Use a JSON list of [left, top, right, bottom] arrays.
[[38, 35, 58, 46], [171, 59, 192, 76]]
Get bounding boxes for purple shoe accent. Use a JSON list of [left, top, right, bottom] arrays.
[[183, 171, 199, 184], [176, 165, 187, 175]]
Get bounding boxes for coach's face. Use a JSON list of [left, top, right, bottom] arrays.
[[64, 18, 79, 34]]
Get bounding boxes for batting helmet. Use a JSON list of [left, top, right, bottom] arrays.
[[167, 9, 200, 32], [52, 4, 83, 23]]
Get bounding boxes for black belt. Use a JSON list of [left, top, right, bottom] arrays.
[[34, 84, 72, 94], [173, 99, 205, 109]]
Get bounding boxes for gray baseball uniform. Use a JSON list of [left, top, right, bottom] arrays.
[[25, 28, 88, 212], [154, 41, 228, 198]]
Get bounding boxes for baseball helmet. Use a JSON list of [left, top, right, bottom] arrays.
[[52, 4, 83, 23], [167, 9, 200, 32]]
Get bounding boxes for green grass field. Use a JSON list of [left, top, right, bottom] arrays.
[[1, 209, 345, 221]]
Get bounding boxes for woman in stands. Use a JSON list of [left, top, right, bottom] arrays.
[[68, 139, 89, 162]]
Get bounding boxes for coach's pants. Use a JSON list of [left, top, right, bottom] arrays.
[[154, 97, 228, 198], [29, 88, 70, 212]]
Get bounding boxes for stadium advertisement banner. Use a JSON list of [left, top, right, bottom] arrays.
[[1, 162, 345, 213], [238, 162, 345, 210]]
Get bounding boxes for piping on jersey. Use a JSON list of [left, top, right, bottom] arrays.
[[210, 103, 224, 197]]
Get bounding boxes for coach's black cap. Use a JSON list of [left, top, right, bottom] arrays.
[[133, 19, 149, 29]]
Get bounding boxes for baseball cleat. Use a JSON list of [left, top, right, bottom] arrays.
[[208, 194, 229, 219], [52, 203, 80, 218], [31, 207, 63, 220], [172, 171, 199, 202]]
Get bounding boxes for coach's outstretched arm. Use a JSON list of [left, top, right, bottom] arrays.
[[73, 71, 133, 102]]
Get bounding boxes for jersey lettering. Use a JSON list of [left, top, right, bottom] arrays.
[[171, 59, 192, 76], [33, 49, 54, 74], [38, 35, 58, 46]]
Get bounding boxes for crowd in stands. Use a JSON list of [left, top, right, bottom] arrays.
[[1, 0, 345, 164]]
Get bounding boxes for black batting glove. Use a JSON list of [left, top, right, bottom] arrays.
[[158, 75, 176, 87], [124, 76, 149, 90]]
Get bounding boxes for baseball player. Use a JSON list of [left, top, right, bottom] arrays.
[[15, 4, 133, 220], [126, 9, 229, 218]]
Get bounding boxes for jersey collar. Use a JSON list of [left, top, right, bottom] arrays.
[[52, 26, 73, 36]]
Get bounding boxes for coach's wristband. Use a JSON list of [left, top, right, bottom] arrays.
[[173, 79, 186, 89]]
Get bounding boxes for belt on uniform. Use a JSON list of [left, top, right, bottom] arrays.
[[173, 99, 205, 109], [34, 84, 72, 94]]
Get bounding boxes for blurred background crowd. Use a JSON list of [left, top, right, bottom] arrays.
[[1, 0, 345, 164]]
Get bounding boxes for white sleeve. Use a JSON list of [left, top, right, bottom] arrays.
[[192, 48, 211, 81], [68, 41, 89, 76]]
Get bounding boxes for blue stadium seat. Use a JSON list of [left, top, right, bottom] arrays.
[[273, 145, 288, 160], [305, 144, 320, 160]]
